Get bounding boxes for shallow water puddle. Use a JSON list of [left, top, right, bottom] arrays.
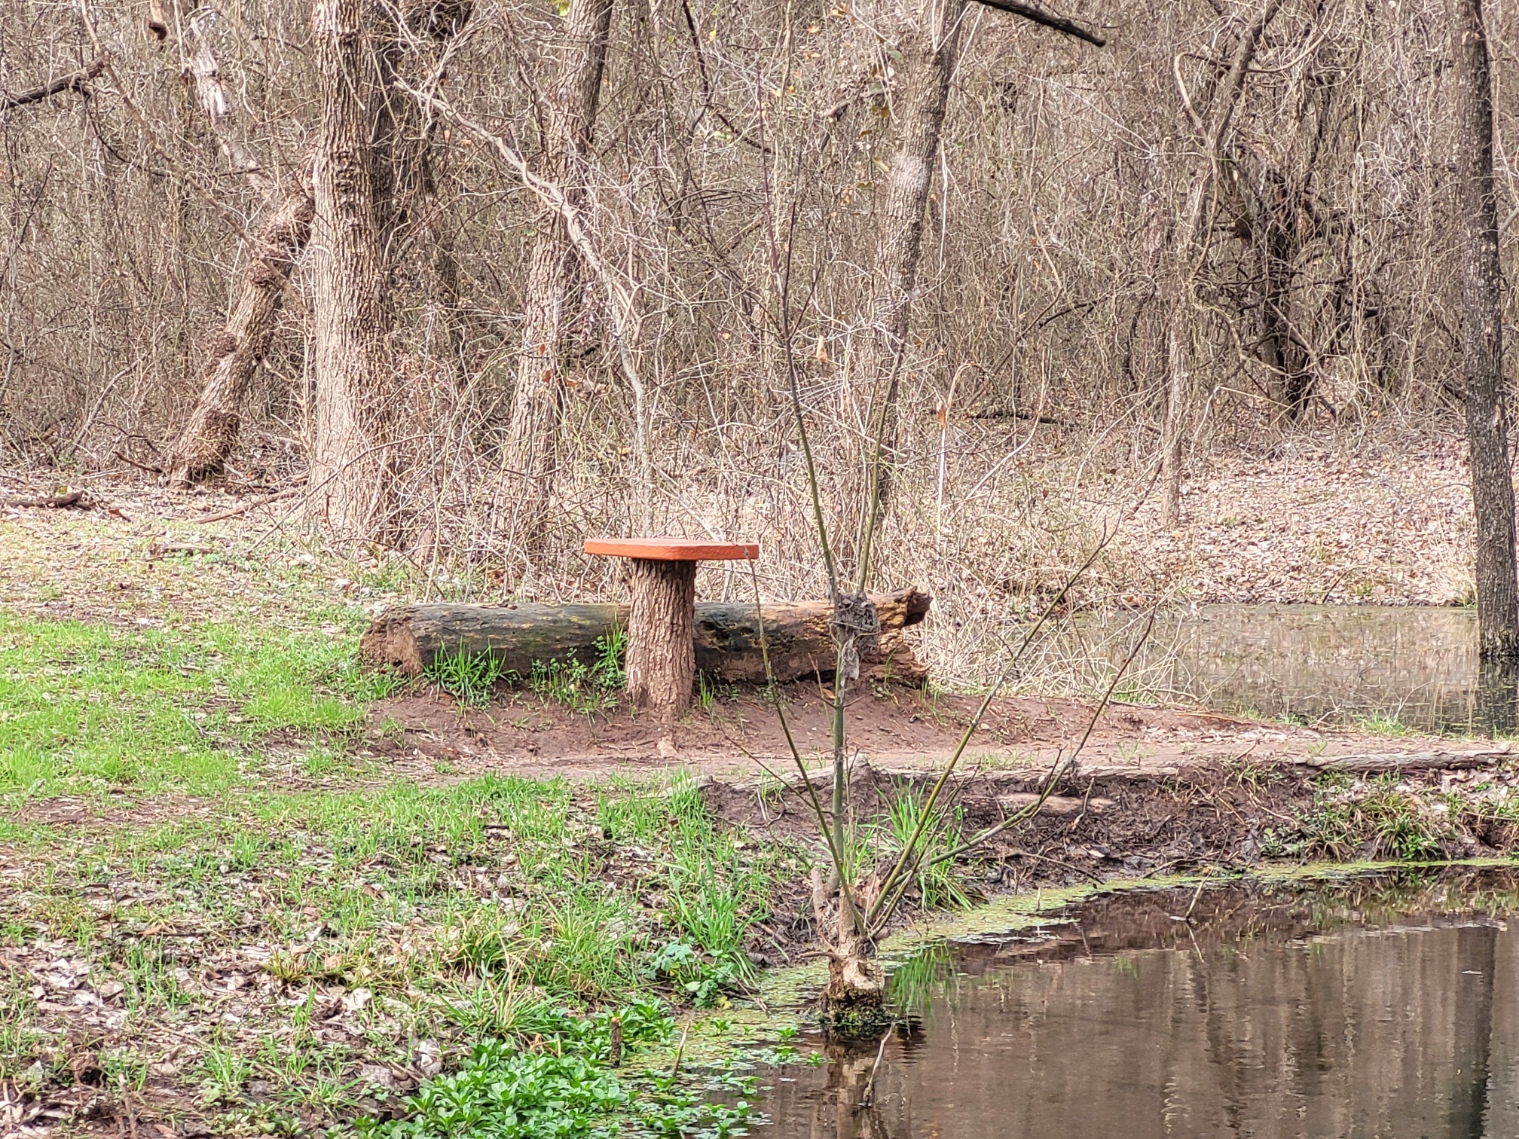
[[1063, 603, 1480, 732], [754, 868, 1519, 1138]]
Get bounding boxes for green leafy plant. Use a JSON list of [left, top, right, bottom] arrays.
[[361, 1000, 755, 1139], [647, 939, 743, 1008], [527, 633, 625, 716], [594, 628, 627, 687]]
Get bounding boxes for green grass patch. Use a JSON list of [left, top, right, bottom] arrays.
[[0, 610, 389, 802]]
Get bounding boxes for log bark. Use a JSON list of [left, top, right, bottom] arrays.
[[625, 558, 697, 717], [1452, 0, 1519, 663], [361, 587, 932, 682], [167, 178, 315, 486]]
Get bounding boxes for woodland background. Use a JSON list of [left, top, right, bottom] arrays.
[[0, 0, 1500, 655]]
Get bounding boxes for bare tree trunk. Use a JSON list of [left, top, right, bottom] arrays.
[[310, 0, 399, 540], [500, 0, 615, 539], [1260, 172, 1311, 422], [373, 0, 473, 262], [166, 19, 293, 487], [1452, 0, 1519, 662], [170, 0, 470, 491], [1158, 0, 1282, 527], [855, 0, 967, 574], [821, 898, 884, 1012], [1158, 152, 1215, 527], [166, 177, 313, 486]]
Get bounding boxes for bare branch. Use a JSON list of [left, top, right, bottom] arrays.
[[0, 59, 104, 111], [964, 0, 1106, 47]]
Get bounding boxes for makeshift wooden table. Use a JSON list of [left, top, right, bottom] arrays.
[[584, 538, 760, 717]]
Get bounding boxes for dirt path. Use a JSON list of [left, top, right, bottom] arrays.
[[366, 680, 1482, 786]]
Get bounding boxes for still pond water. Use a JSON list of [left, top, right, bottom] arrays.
[[1061, 603, 1482, 733], [752, 869, 1519, 1139]]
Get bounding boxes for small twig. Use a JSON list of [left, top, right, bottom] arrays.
[[669, 1021, 690, 1079], [1005, 847, 1106, 882], [112, 449, 163, 476], [1180, 881, 1206, 923], [195, 486, 302, 524], [859, 1023, 894, 1107], [1065, 776, 1098, 833]]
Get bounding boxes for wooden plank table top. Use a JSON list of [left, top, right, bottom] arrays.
[[583, 538, 760, 561]]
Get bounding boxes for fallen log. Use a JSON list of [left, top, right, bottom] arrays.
[[1289, 749, 1510, 773], [361, 588, 932, 683], [5, 490, 86, 509]]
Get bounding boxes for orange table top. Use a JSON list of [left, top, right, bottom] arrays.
[[584, 538, 760, 561]]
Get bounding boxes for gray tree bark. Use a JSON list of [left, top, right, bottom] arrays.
[[855, 0, 967, 573], [170, 0, 469, 491], [310, 0, 400, 540], [1258, 170, 1312, 421], [1159, 0, 1282, 528], [499, 0, 616, 540], [1452, 0, 1519, 662]]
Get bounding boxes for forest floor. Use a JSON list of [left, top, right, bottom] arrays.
[[0, 425, 1510, 1137], [1105, 422, 1473, 606]]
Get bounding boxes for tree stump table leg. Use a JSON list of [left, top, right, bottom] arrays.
[[625, 557, 697, 718]]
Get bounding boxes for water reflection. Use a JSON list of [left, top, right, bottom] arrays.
[[753, 871, 1519, 1139], [1476, 658, 1519, 737], [1058, 604, 1487, 733]]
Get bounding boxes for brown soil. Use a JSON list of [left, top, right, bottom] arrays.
[[365, 676, 1456, 784]]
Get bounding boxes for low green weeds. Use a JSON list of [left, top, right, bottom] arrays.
[[0, 773, 803, 1125], [424, 646, 508, 708], [427, 631, 627, 713], [1263, 774, 1449, 861], [364, 1000, 757, 1139], [527, 631, 627, 716], [871, 785, 972, 911]]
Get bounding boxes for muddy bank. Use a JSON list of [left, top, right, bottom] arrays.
[[704, 755, 1519, 951]]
